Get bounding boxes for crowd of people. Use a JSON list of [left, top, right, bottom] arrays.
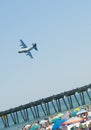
[[21, 105, 91, 130]]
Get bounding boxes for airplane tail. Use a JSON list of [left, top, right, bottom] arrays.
[[32, 43, 38, 51]]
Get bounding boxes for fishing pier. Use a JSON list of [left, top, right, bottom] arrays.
[[0, 84, 91, 128]]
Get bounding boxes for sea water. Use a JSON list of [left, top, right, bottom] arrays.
[[0, 91, 91, 130]]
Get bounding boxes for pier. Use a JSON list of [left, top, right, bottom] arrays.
[[0, 84, 91, 128]]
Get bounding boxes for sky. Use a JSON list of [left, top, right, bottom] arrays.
[[0, 0, 91, 111]]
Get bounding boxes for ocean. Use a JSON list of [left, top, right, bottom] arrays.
[[0, 91, 91, 130]]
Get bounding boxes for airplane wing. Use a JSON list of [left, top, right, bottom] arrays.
[[26, 51, 33, 59], [20, 40, 27, 48]]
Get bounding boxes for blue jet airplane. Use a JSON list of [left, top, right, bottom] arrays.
[[18, 40, 38, 58]]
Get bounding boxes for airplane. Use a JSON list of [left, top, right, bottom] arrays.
[[18, 40, 38, 58]]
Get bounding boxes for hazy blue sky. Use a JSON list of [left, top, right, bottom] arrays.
[[0, 0, 91, 111]]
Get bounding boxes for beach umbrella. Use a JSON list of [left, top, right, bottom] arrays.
[[70, 107, 81, 117], [30, 123, 40, 130], [63, 117, 84, 125], [56, 113, 64, 118], [76, 109, 87, 115], [50, 117, 60, 124], [70, 111, 78, 117], [74, 107, 81, 112], [49, 115, 60, 124], [52, 119, 67, 130]]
